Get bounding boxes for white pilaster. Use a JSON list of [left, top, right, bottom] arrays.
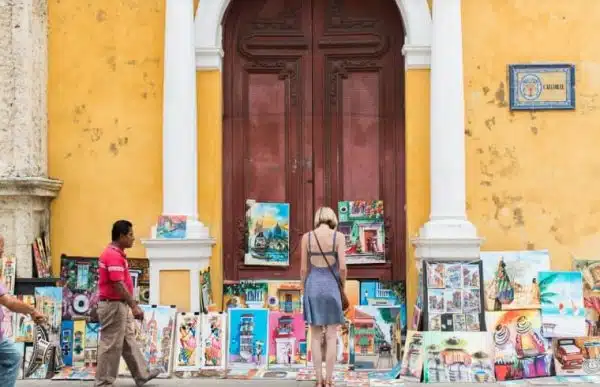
[[412, 0, 482, 260], [189, 268, 200, 312]]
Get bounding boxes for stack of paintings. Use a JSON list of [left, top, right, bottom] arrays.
[[337, 200, 385, 265], [245, 201, 290, 267]]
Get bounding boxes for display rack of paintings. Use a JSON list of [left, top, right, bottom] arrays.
[[174, 312, 203, 372], [157, 215, 187, 239], [421, 260, 486, 332], [481, 250, 550, 311], [552, 336, 600, 376], [228, 308, 269, 368], [485, 310, 552, 381], [200, 267, 217, 313], [337, 200, 385, 265], [399, 331, 425, 382], [60, 257, 99, 320], [422, 331, 496, 383], [202, 312, 227, 369], [538, 271, 586, 338], [245, 201, 290, 267]]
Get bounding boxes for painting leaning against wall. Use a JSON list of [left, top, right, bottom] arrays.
[[245, 201, 290, 267]]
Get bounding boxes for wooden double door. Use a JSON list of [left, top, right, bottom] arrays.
[[222, 0, 406, 281]]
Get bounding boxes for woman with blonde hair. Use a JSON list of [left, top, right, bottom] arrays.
[[301, 206, 347, 387]]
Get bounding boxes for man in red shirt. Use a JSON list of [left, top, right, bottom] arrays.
[[95, 220, 159, 387]]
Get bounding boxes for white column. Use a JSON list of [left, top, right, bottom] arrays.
[[413, 0, 482, 260], [162, 0, 198, 220]]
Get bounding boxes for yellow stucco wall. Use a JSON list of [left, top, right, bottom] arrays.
[[463, 0, 600, 270]]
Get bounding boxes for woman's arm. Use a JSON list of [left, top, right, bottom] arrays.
[[300, 233, 308, 284], [337, 231, 347, 283]]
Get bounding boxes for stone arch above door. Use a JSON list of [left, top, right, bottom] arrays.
[[194, 0, 432, 70]]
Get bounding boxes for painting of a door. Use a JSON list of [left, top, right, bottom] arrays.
[[223, 0, 405, 281]]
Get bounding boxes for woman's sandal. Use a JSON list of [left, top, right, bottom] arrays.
[[315, 380, 324, 387], [325, 379, 334, 386]]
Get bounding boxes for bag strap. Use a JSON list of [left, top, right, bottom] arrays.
[[312, 232, 343, 289]]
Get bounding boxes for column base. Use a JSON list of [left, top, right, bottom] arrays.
[[412, 218, 484, 261], [141, 219, 216, 311]]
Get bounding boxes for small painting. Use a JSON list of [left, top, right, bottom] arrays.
[[60, 321, 74, 366], [485, 310, 552, 381], [228, 308, 270, 368], [84, 322, 99, 368], [573, 259, 600, 292], [399, 330, 425, 382], [34, 287, 62, 345], [481, 250, 550, 311], [60, 257, 99, 320], [350, 306, 400, 370], [538, 271, 586, 338], [359, 280, 405, 307], [15, 295, 35, 342], [156, 215, 187, 239], [72, 320, 86, 368], [422, 332, 496, 383], [553, 337, 600, 376], [268, 311, 306, 368], [265, 281, 302, 313], [202, 313, 226, 369], [427, 263, 445, 289], [223, 281, 269, 309], [32, 241, 49, 278], [174, 312, 202, 371], [200, 268, 218, 313], [245, 201, 290, 266], [337, 200, 385, 264], [428, 289, 444, 314], [0, 255, 16, 293]]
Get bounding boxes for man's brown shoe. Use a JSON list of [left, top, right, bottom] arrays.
[[135, 369, 160, 387]]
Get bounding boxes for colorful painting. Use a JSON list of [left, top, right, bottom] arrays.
[[337, 200, 385, 264], [268, 311, 306, 368], [552, 337, 600, 376], [15, 295, 35, 342], [485, 310, 552, 380], [245, 201, 290, 266], [200, 267, 217, 313], [72, 320, 86, 368], [422, 261, 485, 332], [538, 271, 586, 338], [359, 280, 405, 307], [32, 240, 49, 278], [84, 322, 99, 368], [52, 366, 96, 380], [60, 320, 74, 366], [136, 305, 177, 377], [34, 286, 62, 345], [349, 306, 400, 369], [422, 332, 496, 383], [481, 250, 550, 311], [399, 330, 425, 382], [15, 342, 25, 380], [573, 258, 600, 315], [223, 281, 268, 309], [307, 322, 352, 367], [228, 308, 269, 368], [60, 257, 99, 320], [156, 215, 187, 238], [202, 312, 226, 369], [265, 281, 302, 313], [174, 312, 203, 371], [0, 255, 16, 294]]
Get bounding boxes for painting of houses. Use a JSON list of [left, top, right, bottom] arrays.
[[266, 281, 302, 313], [245, 201, 290, 266], [268, 311, 305, 368], [228, 308, 269, 368], [350, 306, 401, 370], [337, 200, 385, 264], [223, 281, 268, 309]]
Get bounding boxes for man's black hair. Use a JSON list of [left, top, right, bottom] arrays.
[[111, 220, 133, 242]]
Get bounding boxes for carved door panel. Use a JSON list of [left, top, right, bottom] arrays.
[[223, 0, 405, 281]]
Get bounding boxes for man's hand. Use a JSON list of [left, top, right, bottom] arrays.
[[31, 310, 47, 325], [131, 304, 144, 320]]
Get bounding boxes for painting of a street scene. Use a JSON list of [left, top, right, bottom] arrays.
[[481, 250, 550, 311], [245, 201, 290, 266], [350, 306, 401, 370], [337, 200, 385, 265], [228, 308, 270, 368]]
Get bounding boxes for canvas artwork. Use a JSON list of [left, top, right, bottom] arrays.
[[307, 322, 352, 367], [200, 267, 218, 313], [228, 308, 269, 368], [174, 312, 203, 371], [202, 312, 227, 369], [485, 310, 552, 381], [32, 241, 49, 278], [36, 237, 50, 274], [538, 271, 586, 338], [0, 255, 16, 293], [61, 320, 74, 366], [359, 280, 406, 333], [157, 215, 187, 238], [34, 287, 62, 345], [15, 342, 25, 379], [572, 258, 600, 315], [72, 320, 87, 368], [422, 261, 485, 332], [422, 332, 496, 383], [1, 307, 13, 340], [15, 295, 35, 342], [245, 201, 290, 266], [265, 281, 302, 313], [268, 310, 306, 368], [481, 250, 550, 311], [337, 200, 385, 264], [84, 322, 99, 368], [24, 345, 48, 379], [223, 281, 269, 309], [552, 336, 600, 376], [60, 257, 99, 320], [399, 330, 425, 382]]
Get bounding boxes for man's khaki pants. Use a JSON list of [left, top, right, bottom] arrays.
[[95, 301, 150, 386]]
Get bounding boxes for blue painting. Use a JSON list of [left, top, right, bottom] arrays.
[[228, 308, 269, 367], [359, 280, 407, 332], [156, 215, 187, 239], [538, 271, 586, 338], [245, 201, 290, 267]]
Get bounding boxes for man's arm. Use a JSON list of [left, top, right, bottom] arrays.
[[0, 294, 36, 315], [112, 281, 136, 308]]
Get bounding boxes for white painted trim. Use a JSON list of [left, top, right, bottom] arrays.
[[194, 0, 432, 70]]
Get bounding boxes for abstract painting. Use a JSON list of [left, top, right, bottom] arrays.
[[223, 281, 268, 309], [538, 271, 586, 338], [60, 257, 99, 320], [34, 287, 62, 345], [265, 281, 302, 313], [485, 310, 552, 380], [481, 250, 550, 311], [337, 200, 385, 264], [422, 332, 496, 383], [202, 312, 226, 369], [399, 330, 425, 382], [350, 306, 401, 369], [422, 260, 485, 332], [553, 336, 600, 376], [245, 201, 290, 266], [267, 310, 306, 368], [174, 312, 203, 371], [228, 308, 269, 368], [157, 215, 187, 239]]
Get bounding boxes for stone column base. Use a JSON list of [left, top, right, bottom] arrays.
[[412, 219, 483, 261]]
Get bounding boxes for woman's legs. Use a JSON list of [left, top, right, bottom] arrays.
[[310, 325, 324, 382], [324, 324, 339, 383]]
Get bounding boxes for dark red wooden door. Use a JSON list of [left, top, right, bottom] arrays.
[[222, 0, 405, 281]]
